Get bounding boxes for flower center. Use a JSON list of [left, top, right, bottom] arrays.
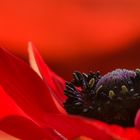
[[95, 69, 136, 97], [64, 69, 140, 127]]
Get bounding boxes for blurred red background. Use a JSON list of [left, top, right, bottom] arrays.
[[0, 0, 139, 80]]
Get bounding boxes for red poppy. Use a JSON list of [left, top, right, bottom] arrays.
[[0, 43, 140, 139]]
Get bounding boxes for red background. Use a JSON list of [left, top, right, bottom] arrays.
[[0, 0, 139, 79]]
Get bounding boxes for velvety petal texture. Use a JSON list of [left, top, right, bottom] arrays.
[[0, 86, 26, 119], [0, 115, 66, 140], [0, 48, 61, 125], [0, 116, 47, 140], [44, 114, 113, 140], [43, 114, 140, 140]]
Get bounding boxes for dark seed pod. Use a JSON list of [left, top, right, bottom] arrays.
[[64, 69, 140, 127]]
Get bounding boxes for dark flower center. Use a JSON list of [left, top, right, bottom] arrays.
[[64, 69, 140, 127]]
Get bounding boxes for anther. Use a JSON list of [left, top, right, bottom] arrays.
[[97, 107, 101, 112], [130, 88, 134, 93], [136, 68, 140, 74], [136, 69, 140, 78], [109, 90, 115, 99], [96, 85, 103, 94], [74, 102, 82, 106], [120, 85, 129, 95], [88, 78, 95, 89], [83, 108, 88, 113]]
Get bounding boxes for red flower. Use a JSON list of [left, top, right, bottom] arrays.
[[0, 43, 140, 139]]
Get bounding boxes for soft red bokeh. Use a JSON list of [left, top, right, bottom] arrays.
[[0, 0, 139, 79]]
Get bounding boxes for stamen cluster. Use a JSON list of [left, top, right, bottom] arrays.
[[64, 69, 140, 126]]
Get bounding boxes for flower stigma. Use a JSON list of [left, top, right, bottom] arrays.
[[64, 69, 140, 127]]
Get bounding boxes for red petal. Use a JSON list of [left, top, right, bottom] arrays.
[[135, 109, 140, 130], [106, 125, 140, 140], [0, 48, 61, 125], [43, 114, 115, 140], [89, 120, 140, 140], [0, 115, 65, 140], [28, 42, 66, 105], [0, 85, 27, 119], [43, 114, 140, 140]]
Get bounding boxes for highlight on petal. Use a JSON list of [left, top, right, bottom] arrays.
[[28, 42, 66, 114], [0, 131, 19, 140], [135, 109, 140, 130], [28, 42, 66, 105], [0, 115, 65, 140], [0, 47, 61, 125], [28, 42, 43, 78]]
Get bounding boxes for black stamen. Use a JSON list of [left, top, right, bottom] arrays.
[[64, 69, 140, 127]]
